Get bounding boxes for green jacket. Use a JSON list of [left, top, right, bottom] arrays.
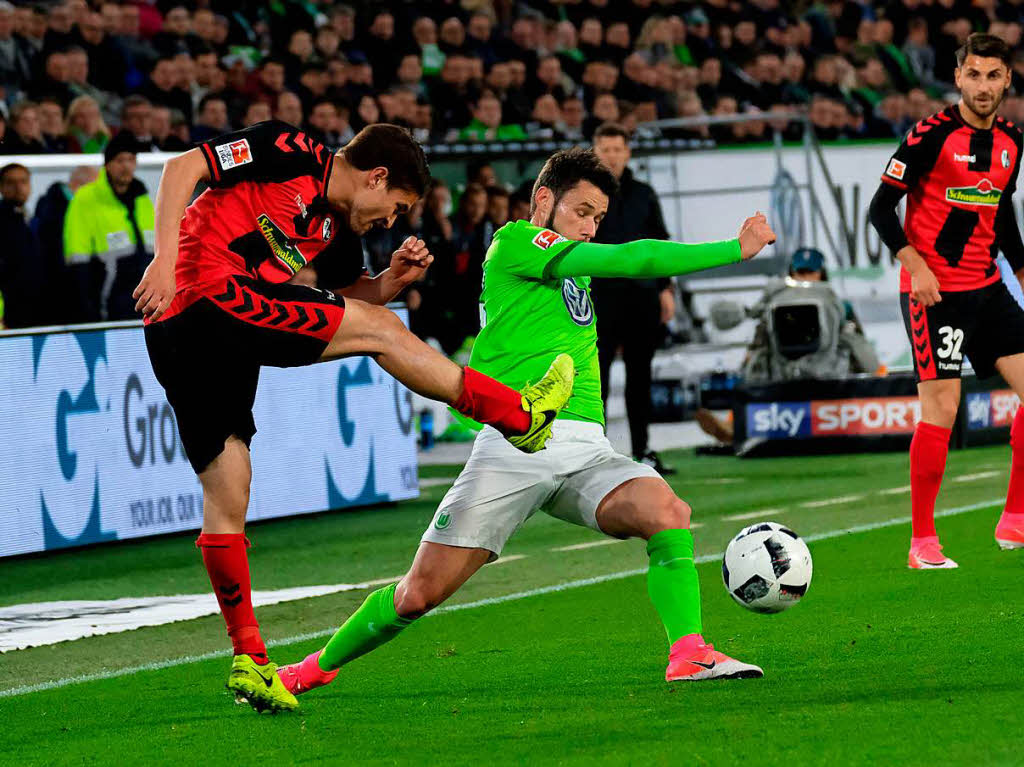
[[64, 169, 155, 321], [458, 120, 528, 142]]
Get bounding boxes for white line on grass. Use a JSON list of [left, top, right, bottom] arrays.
[[878, 485, 912, 495], [723, 508, 785, 521], [552, 539, 626, 552], [800, 494, 865, 508], [953, 471, 1002, 483], [0, 497, 1002, 700]]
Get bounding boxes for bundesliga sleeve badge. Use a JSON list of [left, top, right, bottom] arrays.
[[886, 158, 906, 181], [216, 139, 253, 170], [532, 229, 567, 250]]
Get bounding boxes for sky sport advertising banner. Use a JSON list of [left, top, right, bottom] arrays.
[[0, 320, 418, 559]]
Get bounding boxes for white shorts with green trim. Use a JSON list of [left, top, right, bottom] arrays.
[[421, 420, 661, 560]]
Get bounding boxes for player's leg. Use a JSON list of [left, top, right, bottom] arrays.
[[278, 543, 490, 694], [321, 298, 574, 452], [993, 353, 1024, 548], [594, 477, 762, 681], [901, 292, 961, 569], [279, 426, 549, 694], [974, 281, 1024, 550]]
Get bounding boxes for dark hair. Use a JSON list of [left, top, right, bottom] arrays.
[[342, 123, 430, 196], [122, 94, 151, 113], [0, 163, 29, 183], [198, 93, 226, 113], [593, 121, 630, 142], [486, 184, 509, 199], [956, 33, 1012, 67], [466, 159, 493, 183], [530, 147, 618, 215]]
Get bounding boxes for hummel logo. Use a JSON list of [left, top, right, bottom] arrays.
[[690, 659, 717, 670]]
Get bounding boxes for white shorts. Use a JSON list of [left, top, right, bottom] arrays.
[[421, 420, 661, 559]]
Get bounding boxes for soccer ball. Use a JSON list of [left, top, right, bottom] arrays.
[[722, 522, 813, 613]]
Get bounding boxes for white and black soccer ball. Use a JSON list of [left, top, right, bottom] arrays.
[[722, 522, 812, 613]]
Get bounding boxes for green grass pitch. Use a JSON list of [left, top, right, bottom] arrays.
[[1, 446, 1022, 766]]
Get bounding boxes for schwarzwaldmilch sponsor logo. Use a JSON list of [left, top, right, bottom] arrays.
[[945, 178, 1002, 206]]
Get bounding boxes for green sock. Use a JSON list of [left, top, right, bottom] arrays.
[[318, 583, 413, 671], [646, 529, 703, 645]]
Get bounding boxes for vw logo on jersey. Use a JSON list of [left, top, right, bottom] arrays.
[[1002, 149, 1011, 169], [561, 277, 594, 326], [322, 216, 333, 242]]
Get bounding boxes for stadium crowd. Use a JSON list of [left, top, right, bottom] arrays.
[[4, 0, 1024, 334]]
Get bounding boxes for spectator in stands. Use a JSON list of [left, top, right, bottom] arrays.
[[590, 122, 675, 474], [0, 1, 32, 99], [144, 56, 192, 124], [66, 94, 109, 153], [446, 181, 490, 348], [1, 100, 47, 154], [112, 1, 157, 91], [486, 185, 509, 229], [76, 10, 123, 95], [364, 9, 400, 90], [458, 90, 527, 142], [527, 93, 565, 139], [37, 97, 69, 153], [275, 90, 304, 128], [466, 11, 498, 67], [191, 94, 229, 143], [152, 5, 199, 58], [561, 95, 586, 141], [31, 163, 97, 325], [508, 188, 530, 223], [119, 95, 154, 150], [64, 131, 154, 322], [0, 162, 50, 328], [242, 100, 272, 128]]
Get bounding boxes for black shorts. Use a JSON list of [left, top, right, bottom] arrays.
[[144, 274, 345, 474], [900, 280, 1024, 382]]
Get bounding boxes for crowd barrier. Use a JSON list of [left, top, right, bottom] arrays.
[[0, 313, 418, 559]]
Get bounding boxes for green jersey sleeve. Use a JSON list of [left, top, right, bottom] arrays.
[[487, 220, 583, 280], [489, 221, 742, 281]]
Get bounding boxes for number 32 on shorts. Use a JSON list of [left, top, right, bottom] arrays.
[[937, 325, 964, 361]]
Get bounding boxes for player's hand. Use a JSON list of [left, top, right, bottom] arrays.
[[659, 287, 676, 324], [910, 264, 942, 306], [390, 236, 433, 284], [738, 211, 777, 260], [133, 256, 176, 320]]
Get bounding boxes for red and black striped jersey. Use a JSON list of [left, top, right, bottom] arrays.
[[880, 105, 1024, 292], [151, 120, 365, 324]]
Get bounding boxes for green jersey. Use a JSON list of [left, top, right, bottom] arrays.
[[469, 220, 743, 425]]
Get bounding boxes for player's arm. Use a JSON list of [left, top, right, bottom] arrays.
[[543, 213, 774, 280], [133, 148, 210, 319], [996, 139, 1024, 291], [337, 237, 433, 305], [868, 121, 943, 306]]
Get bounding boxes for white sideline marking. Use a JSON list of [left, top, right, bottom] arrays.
[[686, 478, 745, 485], [800, 494, 865, 508], [878, 485, 912, 495], [0, 498, 1002, 700], [0, 584, 369, 654], [552, 539, 627, 552], [420, 478, 455, 488], [953, 471, 1002, 483], [488, 554, 527, 565], [723, 508, 785, 521]]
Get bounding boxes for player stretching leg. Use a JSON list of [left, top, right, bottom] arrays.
[[134, 122, 574, 713], [870, 33, 1024, 569], [279, 146, 777, 694]]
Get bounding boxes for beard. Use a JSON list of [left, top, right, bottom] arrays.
[[964, 87, 1006, 119]]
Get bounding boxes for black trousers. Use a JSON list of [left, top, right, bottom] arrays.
[[597, 319, 658, 457]]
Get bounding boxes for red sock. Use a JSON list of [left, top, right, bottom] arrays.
[[909, 422, 951, 539], [1003, 409, 1024, 519], [452, 367, 530, 435], [196, 532, 267, 663]]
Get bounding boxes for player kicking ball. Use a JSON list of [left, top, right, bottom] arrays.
[[869, 33, 1024, 569], [134, 122, 575, 713], [278, 146, 777, 695]]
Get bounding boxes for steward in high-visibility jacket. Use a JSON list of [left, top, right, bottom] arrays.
[[64, 132, 155, 322]]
